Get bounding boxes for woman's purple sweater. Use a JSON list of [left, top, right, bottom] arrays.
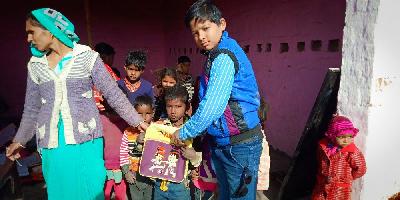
[[14, 44, 142, 148]]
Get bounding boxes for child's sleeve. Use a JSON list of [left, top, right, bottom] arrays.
[[349, 151, 367, 180], [179, 54, 235, 140], [120, 131, 130, 168], [91, 56, 143, 127], [13, 67, 41, 146]]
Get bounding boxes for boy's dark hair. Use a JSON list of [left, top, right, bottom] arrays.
[[178, 56, 191, 64], [94, 42, 115, 55], [125, 50, 147, 70], [134, 95, 153, 109], [184, 0, 223, 28], [164, 85, 189, 108]]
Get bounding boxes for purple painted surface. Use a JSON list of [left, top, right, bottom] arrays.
[[1, 0, 345, 155], [139, 140, 187, 183]]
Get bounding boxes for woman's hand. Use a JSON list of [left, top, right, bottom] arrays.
[[6, 142, 24, 161], [137, 122, 149, 133]]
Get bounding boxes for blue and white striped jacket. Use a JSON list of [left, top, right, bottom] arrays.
[[180, 31, 261, 146]]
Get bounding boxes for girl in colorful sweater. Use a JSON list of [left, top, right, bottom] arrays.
[[120, 95, 155, 199], [6, 8, 147, 200], [312, 115, 366, 200]]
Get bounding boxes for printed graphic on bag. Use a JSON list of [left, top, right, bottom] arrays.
[[139, 140, 187, 183]]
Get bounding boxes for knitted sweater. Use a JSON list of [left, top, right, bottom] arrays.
[[14, 44, 142, 148], [119, 126, 142, 172]]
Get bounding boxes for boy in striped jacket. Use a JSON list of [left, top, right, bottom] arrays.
[[120, 95, 155, 199]]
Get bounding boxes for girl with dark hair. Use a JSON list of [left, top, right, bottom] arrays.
[[153, 68, 180, 121]]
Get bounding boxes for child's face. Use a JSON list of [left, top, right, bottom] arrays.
[[166, 98, 187, 125], [161, 75, 177, 88], [135, 104, 153, 124], [335, 132, 354, 148], [125, 64, 144, 82], [189, 18, 226, 51]]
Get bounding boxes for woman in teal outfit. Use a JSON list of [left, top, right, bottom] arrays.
[[6, 8, 148, 199]]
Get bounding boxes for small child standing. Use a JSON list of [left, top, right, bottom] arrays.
[[176, 56, 195, 102], [153, 85, 201, 200], [154, 68, 180, 121], [312, 115, 366, 200], [118, 50, 154, 105], [120, 95, 155, 199]]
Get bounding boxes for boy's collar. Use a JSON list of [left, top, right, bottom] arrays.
[[221, 30, 228, 39], [219, 31, 228, 45]]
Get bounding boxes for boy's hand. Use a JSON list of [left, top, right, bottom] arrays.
[[125, 171, 136, 184], [181, 146, 197, 161], [171, 130, 185, 146]]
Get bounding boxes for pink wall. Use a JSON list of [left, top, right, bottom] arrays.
[[0, 1, 167, 118], [88, 0, 167, 82], [163, 0, 346, 155], [0, 0, 345, 155]]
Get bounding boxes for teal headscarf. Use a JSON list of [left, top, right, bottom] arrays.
[[30, 8, 80, 57]]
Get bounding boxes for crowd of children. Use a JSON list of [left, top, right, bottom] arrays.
[[97, 0, 366, 200], [5, 0, 367, 200]]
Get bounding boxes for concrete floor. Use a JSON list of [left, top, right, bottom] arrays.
[[0, 145, 293, 200], [266, 146, 292, 200]]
